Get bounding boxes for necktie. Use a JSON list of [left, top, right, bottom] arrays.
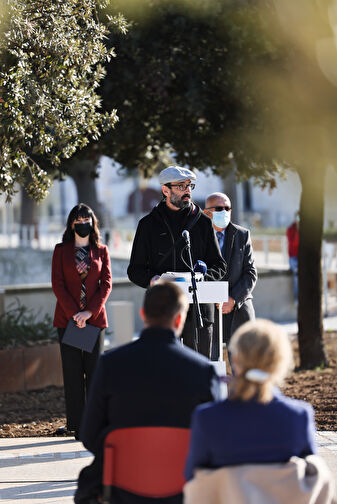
[[216, 231, 224, 254]]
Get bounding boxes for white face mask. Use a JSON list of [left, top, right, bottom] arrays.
[[212, 209, 231, 229]]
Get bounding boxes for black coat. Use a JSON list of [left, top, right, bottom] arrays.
[[127, 201, 227, 288], [213, 222, 257, 352], [75, 328, 221, 504]]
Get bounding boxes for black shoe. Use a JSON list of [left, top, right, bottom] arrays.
[[55, 426, 79, 438], [55, 426, 67, 436]]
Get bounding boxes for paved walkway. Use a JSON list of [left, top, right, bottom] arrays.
[[0, 433, 336, 503], [0, 437, 92, 503]]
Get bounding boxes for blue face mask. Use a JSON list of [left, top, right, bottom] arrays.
[[212, 210, 231, 229]]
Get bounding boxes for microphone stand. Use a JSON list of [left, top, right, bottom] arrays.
[[183, 236, 203, 351]]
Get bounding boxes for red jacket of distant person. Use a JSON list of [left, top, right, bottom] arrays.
[[286, 222, 299, 258], [52, 241, 112, 328]]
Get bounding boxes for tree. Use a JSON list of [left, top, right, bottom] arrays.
[[0, 0, 125, 202], [242, 0, 336, 368], [102, 1, 279, 175], [102, 0, 334, 368]]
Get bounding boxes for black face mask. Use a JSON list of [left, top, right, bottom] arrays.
[[74, 222, 92, 238]]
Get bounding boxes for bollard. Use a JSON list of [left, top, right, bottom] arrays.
[[106, 301, 134, 348]]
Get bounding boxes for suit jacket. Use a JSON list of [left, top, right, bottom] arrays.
[[215, 222, 257, 344], [52, 241, 112, 328], [184, 389, 317, 481], [75, 327, 221, 504]]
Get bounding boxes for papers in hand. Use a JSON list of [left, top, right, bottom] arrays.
[[62, 318, 100, 353]]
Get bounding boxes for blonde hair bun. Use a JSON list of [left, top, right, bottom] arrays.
[[229, 319, 293, 403]]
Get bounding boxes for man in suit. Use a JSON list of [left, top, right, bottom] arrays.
[[75, 281, 221, 504], [204, 192, 257, 364]]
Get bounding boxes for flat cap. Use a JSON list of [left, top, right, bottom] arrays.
[[158, 165, 196, 185]]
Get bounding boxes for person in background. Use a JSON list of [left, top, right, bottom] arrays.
[[52, 203, 112, 439], [286, 210, 300, 302], [184, 319, 317, 482], [127, 165, 226, 358], [75, 281, 221, 504], [204, 192, 257, 364]]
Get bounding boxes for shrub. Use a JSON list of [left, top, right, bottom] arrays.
[[0, 300, 57, 350]]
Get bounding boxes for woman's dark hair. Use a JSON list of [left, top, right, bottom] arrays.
[[62, 203, 101, 247]]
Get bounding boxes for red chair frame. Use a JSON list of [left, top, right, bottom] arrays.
[[102, 426, 190, 503]]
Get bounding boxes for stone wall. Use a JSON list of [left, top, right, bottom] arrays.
[[0, 271, 297, 337], [0, 248, 129, 285]]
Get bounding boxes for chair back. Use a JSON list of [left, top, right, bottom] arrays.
[[103, 426, 190, 500]]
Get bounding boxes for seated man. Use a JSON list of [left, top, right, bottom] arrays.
[[75, 281, 221, 504]]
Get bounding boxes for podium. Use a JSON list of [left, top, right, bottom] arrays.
[[162, 277, 229, 398], [176, 280, 228, 358]]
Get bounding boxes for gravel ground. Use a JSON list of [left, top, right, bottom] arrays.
[[0, 332, 336, 437]]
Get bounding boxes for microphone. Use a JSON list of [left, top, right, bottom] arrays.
[[182, 229, 190, 246], [194, 260, 207, 277]]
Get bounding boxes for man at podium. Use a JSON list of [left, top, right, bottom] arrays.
[[127, 165, 227, 358]]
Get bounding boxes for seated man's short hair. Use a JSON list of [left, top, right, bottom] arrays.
[[143, 281, 188, 326]]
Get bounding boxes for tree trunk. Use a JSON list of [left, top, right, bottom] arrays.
[[20, 187, 37, 226], [20, 186, 38, 246], [297, 166, 327, 368], [225, 162, 240, 224], [69, 159, 103, 225]]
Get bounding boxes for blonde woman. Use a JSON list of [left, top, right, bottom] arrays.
[[185, 319, 317, 480]]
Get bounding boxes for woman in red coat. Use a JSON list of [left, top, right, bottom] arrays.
[[52, 203, 112, 439]]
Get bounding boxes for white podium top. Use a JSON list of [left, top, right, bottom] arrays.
[[161, 271, 203, 282], [171, 280, 228, 304]]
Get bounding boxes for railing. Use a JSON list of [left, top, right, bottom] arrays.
[[252, 235, 337, 272], [0, 225, 134, 258], [252, 235, 289, 268], [0, 223, 61, 249], [0, 227, 336, 273]]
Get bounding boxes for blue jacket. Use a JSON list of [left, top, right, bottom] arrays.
[[185, 389, 317, 481], [75, 327, 221, 504]]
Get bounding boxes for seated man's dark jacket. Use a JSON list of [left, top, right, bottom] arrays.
[[75, 327, 221, 504]]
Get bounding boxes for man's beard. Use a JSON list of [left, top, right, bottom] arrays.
[[170, 193, 191, 209]]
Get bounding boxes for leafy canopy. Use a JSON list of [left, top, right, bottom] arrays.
[[0, 0, 126, 201], [101, 0, 288, 187]]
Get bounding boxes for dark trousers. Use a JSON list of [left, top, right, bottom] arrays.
[[58, 328, 104, 432], [181, 305, 213, 358]]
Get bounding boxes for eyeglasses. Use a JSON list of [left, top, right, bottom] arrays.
[[205, 205, 231, 212], [166, 183, 195, 191]]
